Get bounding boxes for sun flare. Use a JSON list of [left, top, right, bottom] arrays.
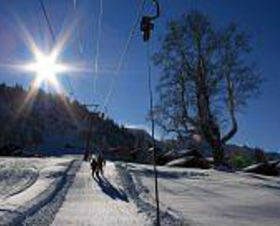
[[25, 50, 68, 88]]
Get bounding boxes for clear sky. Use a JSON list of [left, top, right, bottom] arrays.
[[0, 0, 279, 152]]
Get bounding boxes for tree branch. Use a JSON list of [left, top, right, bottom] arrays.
[[222, 74, 238, 143]]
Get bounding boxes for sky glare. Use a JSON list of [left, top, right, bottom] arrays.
[[0, 0, 279, 152]]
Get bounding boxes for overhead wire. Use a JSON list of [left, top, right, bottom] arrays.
[[102, 0, 146, 110], [83, 0, 105, 160], [38, 0, 75, 99], [93, 0, 104, 102], [38, 0, 55, 43]]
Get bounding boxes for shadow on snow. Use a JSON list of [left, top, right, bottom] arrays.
[[93, 175, 128, 202]]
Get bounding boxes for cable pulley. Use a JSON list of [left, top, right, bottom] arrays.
[[140, 0, 160, 42]]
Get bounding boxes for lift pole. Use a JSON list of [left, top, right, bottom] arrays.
[[83, 104, 99, 161], [148, 42, 160, 226], [140, 1, 161, 225], [84, 114, 94, 161]]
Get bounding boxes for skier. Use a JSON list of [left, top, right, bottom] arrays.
[[97, 153, 106, 176], [90, 157, 98, 178]]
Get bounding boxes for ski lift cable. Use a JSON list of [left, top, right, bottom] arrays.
[[73, 0, 84, 58], [102, 0, 145, 109], [93, 0, 104, 102], [38, 0, 75, 99], [102, 0, 146, 110], [38, 0, 55, 43]]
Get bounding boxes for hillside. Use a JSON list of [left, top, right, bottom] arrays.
[[0, 84, 153, 160]]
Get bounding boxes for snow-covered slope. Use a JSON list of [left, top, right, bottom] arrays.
[[124, 163, 280, 226], [0, 160, 38, 200], [0, 157, 78, 225]]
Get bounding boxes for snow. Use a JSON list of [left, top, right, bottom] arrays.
[[0, 157, 77, 225], [115, 163, 186, 226], [0, 160, 38, 199], [1, 158, 280, 226], [51, 162, 149, 226], [126, 163, 280, 226]]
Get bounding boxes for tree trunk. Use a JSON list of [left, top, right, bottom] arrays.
[[207, 122, 224, 165], [195, 57, 224, 165]]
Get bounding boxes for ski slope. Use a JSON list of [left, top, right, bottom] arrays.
[[0, 159, 38, 200], [51, 162, 149, 226], [0, 157, 76, 225], [126, 163, 280, 226], [1, 158, 280, 226]]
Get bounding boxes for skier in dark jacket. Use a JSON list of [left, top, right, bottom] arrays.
[[90, 157, 98, 178], [97, 153, 106, 176]]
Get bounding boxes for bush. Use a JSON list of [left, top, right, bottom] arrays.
[[228, 152, 255, 169]]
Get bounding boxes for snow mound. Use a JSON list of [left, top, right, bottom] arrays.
[[0, 157, 79, 225], [0, 160, 38, 199]]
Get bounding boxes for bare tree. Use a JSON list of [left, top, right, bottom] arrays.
[[152, 12, 263, 164]]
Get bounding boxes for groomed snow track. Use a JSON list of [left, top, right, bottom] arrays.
[[1, 159, 81, 226]]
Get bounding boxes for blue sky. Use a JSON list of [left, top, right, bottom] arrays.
[[0, 0, 279, 152]]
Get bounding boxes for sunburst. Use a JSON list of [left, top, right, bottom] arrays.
[[24, 49, 67, 89]]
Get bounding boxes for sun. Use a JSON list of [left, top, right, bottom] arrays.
[[25, 50, 67, 88]]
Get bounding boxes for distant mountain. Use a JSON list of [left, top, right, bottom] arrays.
[[0, 84, 154, 161]]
